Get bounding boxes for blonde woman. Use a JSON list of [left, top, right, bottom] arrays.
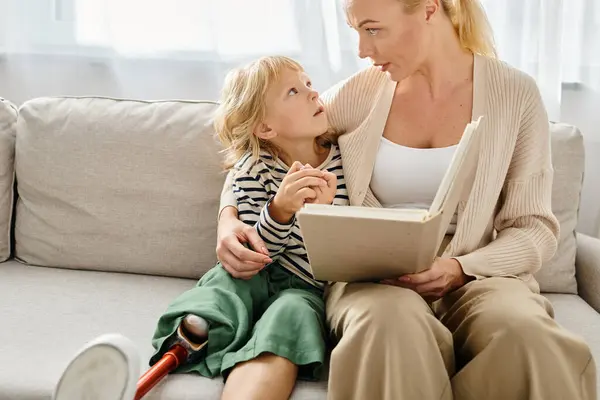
[[217, 0, 597, 399], [51, 56, 346, 400]]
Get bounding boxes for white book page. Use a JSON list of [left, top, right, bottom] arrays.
[[300, 204, 429, 222], [429, 116, 482, 215]]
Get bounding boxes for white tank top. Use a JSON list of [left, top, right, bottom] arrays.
[[370, 136, 458, 233]]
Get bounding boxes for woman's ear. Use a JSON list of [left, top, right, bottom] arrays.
[[253, 123, 277, 140], [424, 0, 440, 22]]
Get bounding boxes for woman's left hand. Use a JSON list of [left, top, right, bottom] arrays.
[[382, 258, 473, 300]]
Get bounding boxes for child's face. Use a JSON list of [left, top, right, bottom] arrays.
[[258, 68, 328, 142]]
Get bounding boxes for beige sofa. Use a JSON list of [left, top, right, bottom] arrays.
[[1, 96, 599, 399]]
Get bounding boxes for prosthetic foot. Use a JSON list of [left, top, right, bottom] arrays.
[[53, 333, 140, 400], [135, 314, 209, 400]]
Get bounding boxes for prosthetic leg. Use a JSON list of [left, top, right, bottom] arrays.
[[134, 315, 209, 400]]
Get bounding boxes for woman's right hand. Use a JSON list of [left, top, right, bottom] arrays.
[[216, 207, 273, 279], [270, 161, 327, 223]]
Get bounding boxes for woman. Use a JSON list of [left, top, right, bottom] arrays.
[[217, 0, 597, 399]]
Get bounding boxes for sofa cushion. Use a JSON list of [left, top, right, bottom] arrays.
[[544, 293, 600, 390], [0, 262, 593, 399], [14, 97, 225, 279], [535, 123, 584, 294], [0, 98, 17, 262], [13, 98, 583, 289], [0, 261, 327, 400]]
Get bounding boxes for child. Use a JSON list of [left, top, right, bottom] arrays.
[[51, 56, 348, 400]]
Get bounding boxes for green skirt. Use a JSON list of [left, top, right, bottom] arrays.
[[150, 263, 327, 381]]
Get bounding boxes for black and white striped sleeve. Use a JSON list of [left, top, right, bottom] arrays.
[[232, 168, 292, 260], [255, 198, 294, 259]]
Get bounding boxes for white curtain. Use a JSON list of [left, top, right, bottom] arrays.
[[1, 0, 599, 120], [481, 0, 600, 120], [0, 0, 369, 102]]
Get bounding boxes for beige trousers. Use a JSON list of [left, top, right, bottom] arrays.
[[325, 277, 596, 400]]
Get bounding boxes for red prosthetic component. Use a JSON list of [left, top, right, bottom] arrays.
[[135, 345, 188, 400], [134, 315, 209, 399]]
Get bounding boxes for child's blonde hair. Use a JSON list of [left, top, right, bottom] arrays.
[[214, 56, 305, 170]]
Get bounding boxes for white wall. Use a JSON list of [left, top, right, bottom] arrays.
[[1, 54, 599, 237]]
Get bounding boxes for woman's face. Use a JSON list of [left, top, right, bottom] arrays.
[[345, 0, 433, 82]]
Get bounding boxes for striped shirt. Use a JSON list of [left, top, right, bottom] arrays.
[[231, 145, 349, 288]]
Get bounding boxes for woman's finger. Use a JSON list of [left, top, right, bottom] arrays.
[[413, 277, 446, 295], [402, 267, 441, 285], [241, 225, 270, 257], [221, 261, 261, 280], [218, 252, 248, 277], [225, 237, 271, 268], [218, 246, 265, 272], [380, 279, 413, 289]]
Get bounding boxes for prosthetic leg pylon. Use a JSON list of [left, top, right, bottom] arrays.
[[134, 315, 209, 400]]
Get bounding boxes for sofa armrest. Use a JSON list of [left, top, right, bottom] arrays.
[[575, 233, 600, 313]]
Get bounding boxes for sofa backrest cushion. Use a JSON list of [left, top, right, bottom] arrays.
[[0, 98, 17, 262], [535, 123, 584, 294], [12, 98, 586, 291], [14, 97, 224, 278]]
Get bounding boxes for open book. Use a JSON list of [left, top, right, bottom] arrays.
[[296, 116, 483, 283]]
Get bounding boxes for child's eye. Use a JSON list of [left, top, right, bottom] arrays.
[[288, 88, 298, 96], [366, 28, 379, 36], [306, 81, 312, 88]]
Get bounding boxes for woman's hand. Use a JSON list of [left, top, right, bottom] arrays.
[[382, 258, 473, 301], [216, 207, 272, 279]]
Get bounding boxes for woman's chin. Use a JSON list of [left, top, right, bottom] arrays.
[[386, 68, 409, 83]]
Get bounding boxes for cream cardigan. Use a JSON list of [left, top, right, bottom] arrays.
[[220, 54, 560, 293]]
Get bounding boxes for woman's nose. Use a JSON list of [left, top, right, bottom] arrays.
[[358, 37, 373, 59]]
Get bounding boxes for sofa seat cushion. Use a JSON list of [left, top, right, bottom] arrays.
[[544, 293, 600, 391], [0, 261, 327, 400], [15, 97, 225, 279], [0, 98, 17, 261], [1, 261, 594, 399]]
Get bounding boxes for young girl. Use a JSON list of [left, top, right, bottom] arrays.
[[52, 56, 348, 400]]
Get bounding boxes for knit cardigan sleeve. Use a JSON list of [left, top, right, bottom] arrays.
[[454, 75, 560, 278], [321, 67, 384, 135]]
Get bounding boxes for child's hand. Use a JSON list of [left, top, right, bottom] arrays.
[[310, 170, 337, 204], [270, 162, 327, 223]]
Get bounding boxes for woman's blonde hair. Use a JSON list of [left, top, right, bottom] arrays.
[[214, 55, 304, 170], [402, 0, 497, 58]]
